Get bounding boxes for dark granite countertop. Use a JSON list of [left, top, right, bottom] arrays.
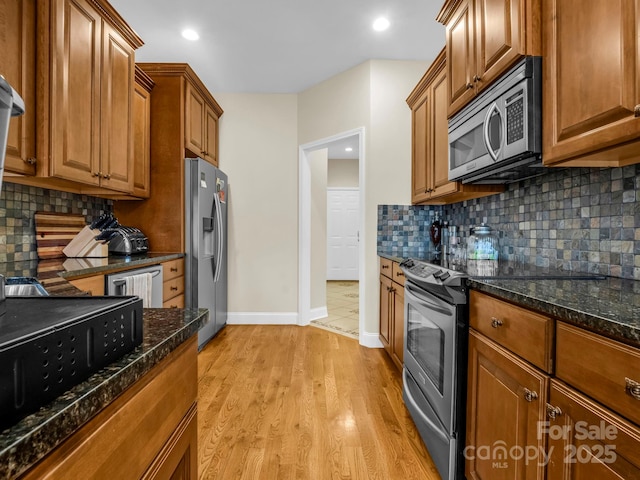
[[0, 253, 184, 296], [0, 307, 208, 479], [378, 251, 640, 349]]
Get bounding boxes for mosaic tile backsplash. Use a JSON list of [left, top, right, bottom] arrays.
[[0, 182, 112, 263], [378, 164, 640, 280]]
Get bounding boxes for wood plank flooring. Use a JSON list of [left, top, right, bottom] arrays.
[[197, 325, 441, 479]]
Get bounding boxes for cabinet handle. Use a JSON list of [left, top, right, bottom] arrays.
[[473, 74, 482, 82], [25, 157, 37, 165], [524, 388, 538, 402], [102, 173, 111, 179], [635, 105, 640, 118], [170, 286, 178, 291], [396, 271, 404, 277], [170, 267, 178, 272], [92, 172, 101, 177], [490, 317, 503, 328], [466, 82, 473, 90], [546, 404, 563, 420], [382, 265, 390, 269], [625, 377, 640, 400]]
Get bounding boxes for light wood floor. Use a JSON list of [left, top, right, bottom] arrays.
[[197, 325, 441, 479]]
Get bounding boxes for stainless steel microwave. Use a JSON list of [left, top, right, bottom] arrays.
[[448, 57, 543, 184]]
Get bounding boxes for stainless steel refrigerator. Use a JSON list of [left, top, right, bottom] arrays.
[[184, 158, 228, 349]]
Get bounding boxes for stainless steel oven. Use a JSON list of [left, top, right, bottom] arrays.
[[401, 259, 469, 480]]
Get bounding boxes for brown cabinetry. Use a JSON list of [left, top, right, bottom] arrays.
[[468, 290, 640, 478], [542, 0, 640, 167], [379, 257, 404, 370], [0, 0, 37, 177], [68, 274, 105, 296], [131, 66, 154, 198], [163, 258, 185, 308], [467, 329, 548, 479], [185, 82, 219, 166], [21, 336, 198, 480], [407, 48, 503, 205], [437, 0, 541, 117], [114, 64, 223, 253], [35, 0, 141, 193], [546, 379, 640, 480]]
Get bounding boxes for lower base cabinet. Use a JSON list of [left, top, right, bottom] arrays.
[[467, 291, 640, 479], [546, 380, 640, 480], [466, 329, 548, 480], [20, 336, 198, 479], [379, 257, 404, 370]]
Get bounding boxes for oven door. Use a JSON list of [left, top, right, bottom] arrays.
[[403, 281, 457, 432]]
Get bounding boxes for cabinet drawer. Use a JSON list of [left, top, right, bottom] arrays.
[[380, 257, 393, 278], [163, 258, 184, 282], [391, 262, 405, 287], [556, 322, 640, 426], [163, 294, 185, 309], [163, 276, 184, 301], [469, 291, 554, 373]]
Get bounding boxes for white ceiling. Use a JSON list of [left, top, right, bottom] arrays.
[[109, 0, 446, 94]]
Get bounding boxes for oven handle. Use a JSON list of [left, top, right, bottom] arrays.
[[402, 369, 450, 444], [405, 283, 454, 317]]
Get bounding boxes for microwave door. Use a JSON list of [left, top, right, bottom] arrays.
[[483, 101, 503, 162]]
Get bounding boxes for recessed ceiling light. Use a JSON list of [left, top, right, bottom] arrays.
[[372, 17, 390, 32], [345, 147, 353, 152], [182, 29, 200, 41]]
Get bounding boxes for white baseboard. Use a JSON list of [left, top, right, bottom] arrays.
[[310, 306, 328, 321], [359, 330, 384, 348], [227, 312, 299, 325]]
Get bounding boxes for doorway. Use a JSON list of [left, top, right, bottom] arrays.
[[298, 127, 365, 343]]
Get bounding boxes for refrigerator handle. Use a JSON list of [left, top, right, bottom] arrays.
[[213, 192, 224, 283]]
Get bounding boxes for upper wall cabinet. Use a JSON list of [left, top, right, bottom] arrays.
[[542, 0, 640, 167], [131, 65, 154, 198], [36, 0, 143, 193], [407, 48, 503, 205], [437, 0, 541, 117], [185, 83, 220, 166], [0, 0, 37, 177]]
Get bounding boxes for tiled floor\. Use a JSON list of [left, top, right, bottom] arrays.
[[311, 281, 359, 339]]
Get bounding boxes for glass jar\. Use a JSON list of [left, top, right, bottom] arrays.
[[466, 223, 498, 261]]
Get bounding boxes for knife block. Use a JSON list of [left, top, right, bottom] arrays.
[[62, 226, 109, 258]]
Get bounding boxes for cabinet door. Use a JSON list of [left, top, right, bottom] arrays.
[[185, 83, 205, 157], [445, 0, 476, 116], [379, 275, 392, 349], [410, 91, 430, 204], [131, 69, 152, 198], [542, 0, 640, 166], [0, 0, 36, 176], [203, 103, 218, 166], [546, 380, 640, 480], [466, 330, 548, 479], [429, 66, 459, 199], [474, 0, 524, 92], [50, 0, 101, 185], [100, 21, 134, 193], [391, 283, 404, 368]]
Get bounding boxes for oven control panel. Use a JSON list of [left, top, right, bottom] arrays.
[[400, 259, 467, 287]]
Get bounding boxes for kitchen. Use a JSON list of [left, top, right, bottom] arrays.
[[1, 0, 640, 479]]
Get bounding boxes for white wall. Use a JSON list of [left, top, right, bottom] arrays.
[[328, 159, 359, 188], [299, 59, 428, 341], [216, 58, 428, 337], [215, 93, 299, 322]]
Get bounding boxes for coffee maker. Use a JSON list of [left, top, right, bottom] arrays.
[[0, 76, 26, 313]]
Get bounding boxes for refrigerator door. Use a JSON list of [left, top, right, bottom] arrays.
[[185, 159, 228, 349]]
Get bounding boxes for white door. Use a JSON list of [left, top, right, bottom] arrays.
[[327, 188, 359, 280]]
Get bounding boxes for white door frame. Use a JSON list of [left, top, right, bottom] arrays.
[[298, 127, 365, 343]]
